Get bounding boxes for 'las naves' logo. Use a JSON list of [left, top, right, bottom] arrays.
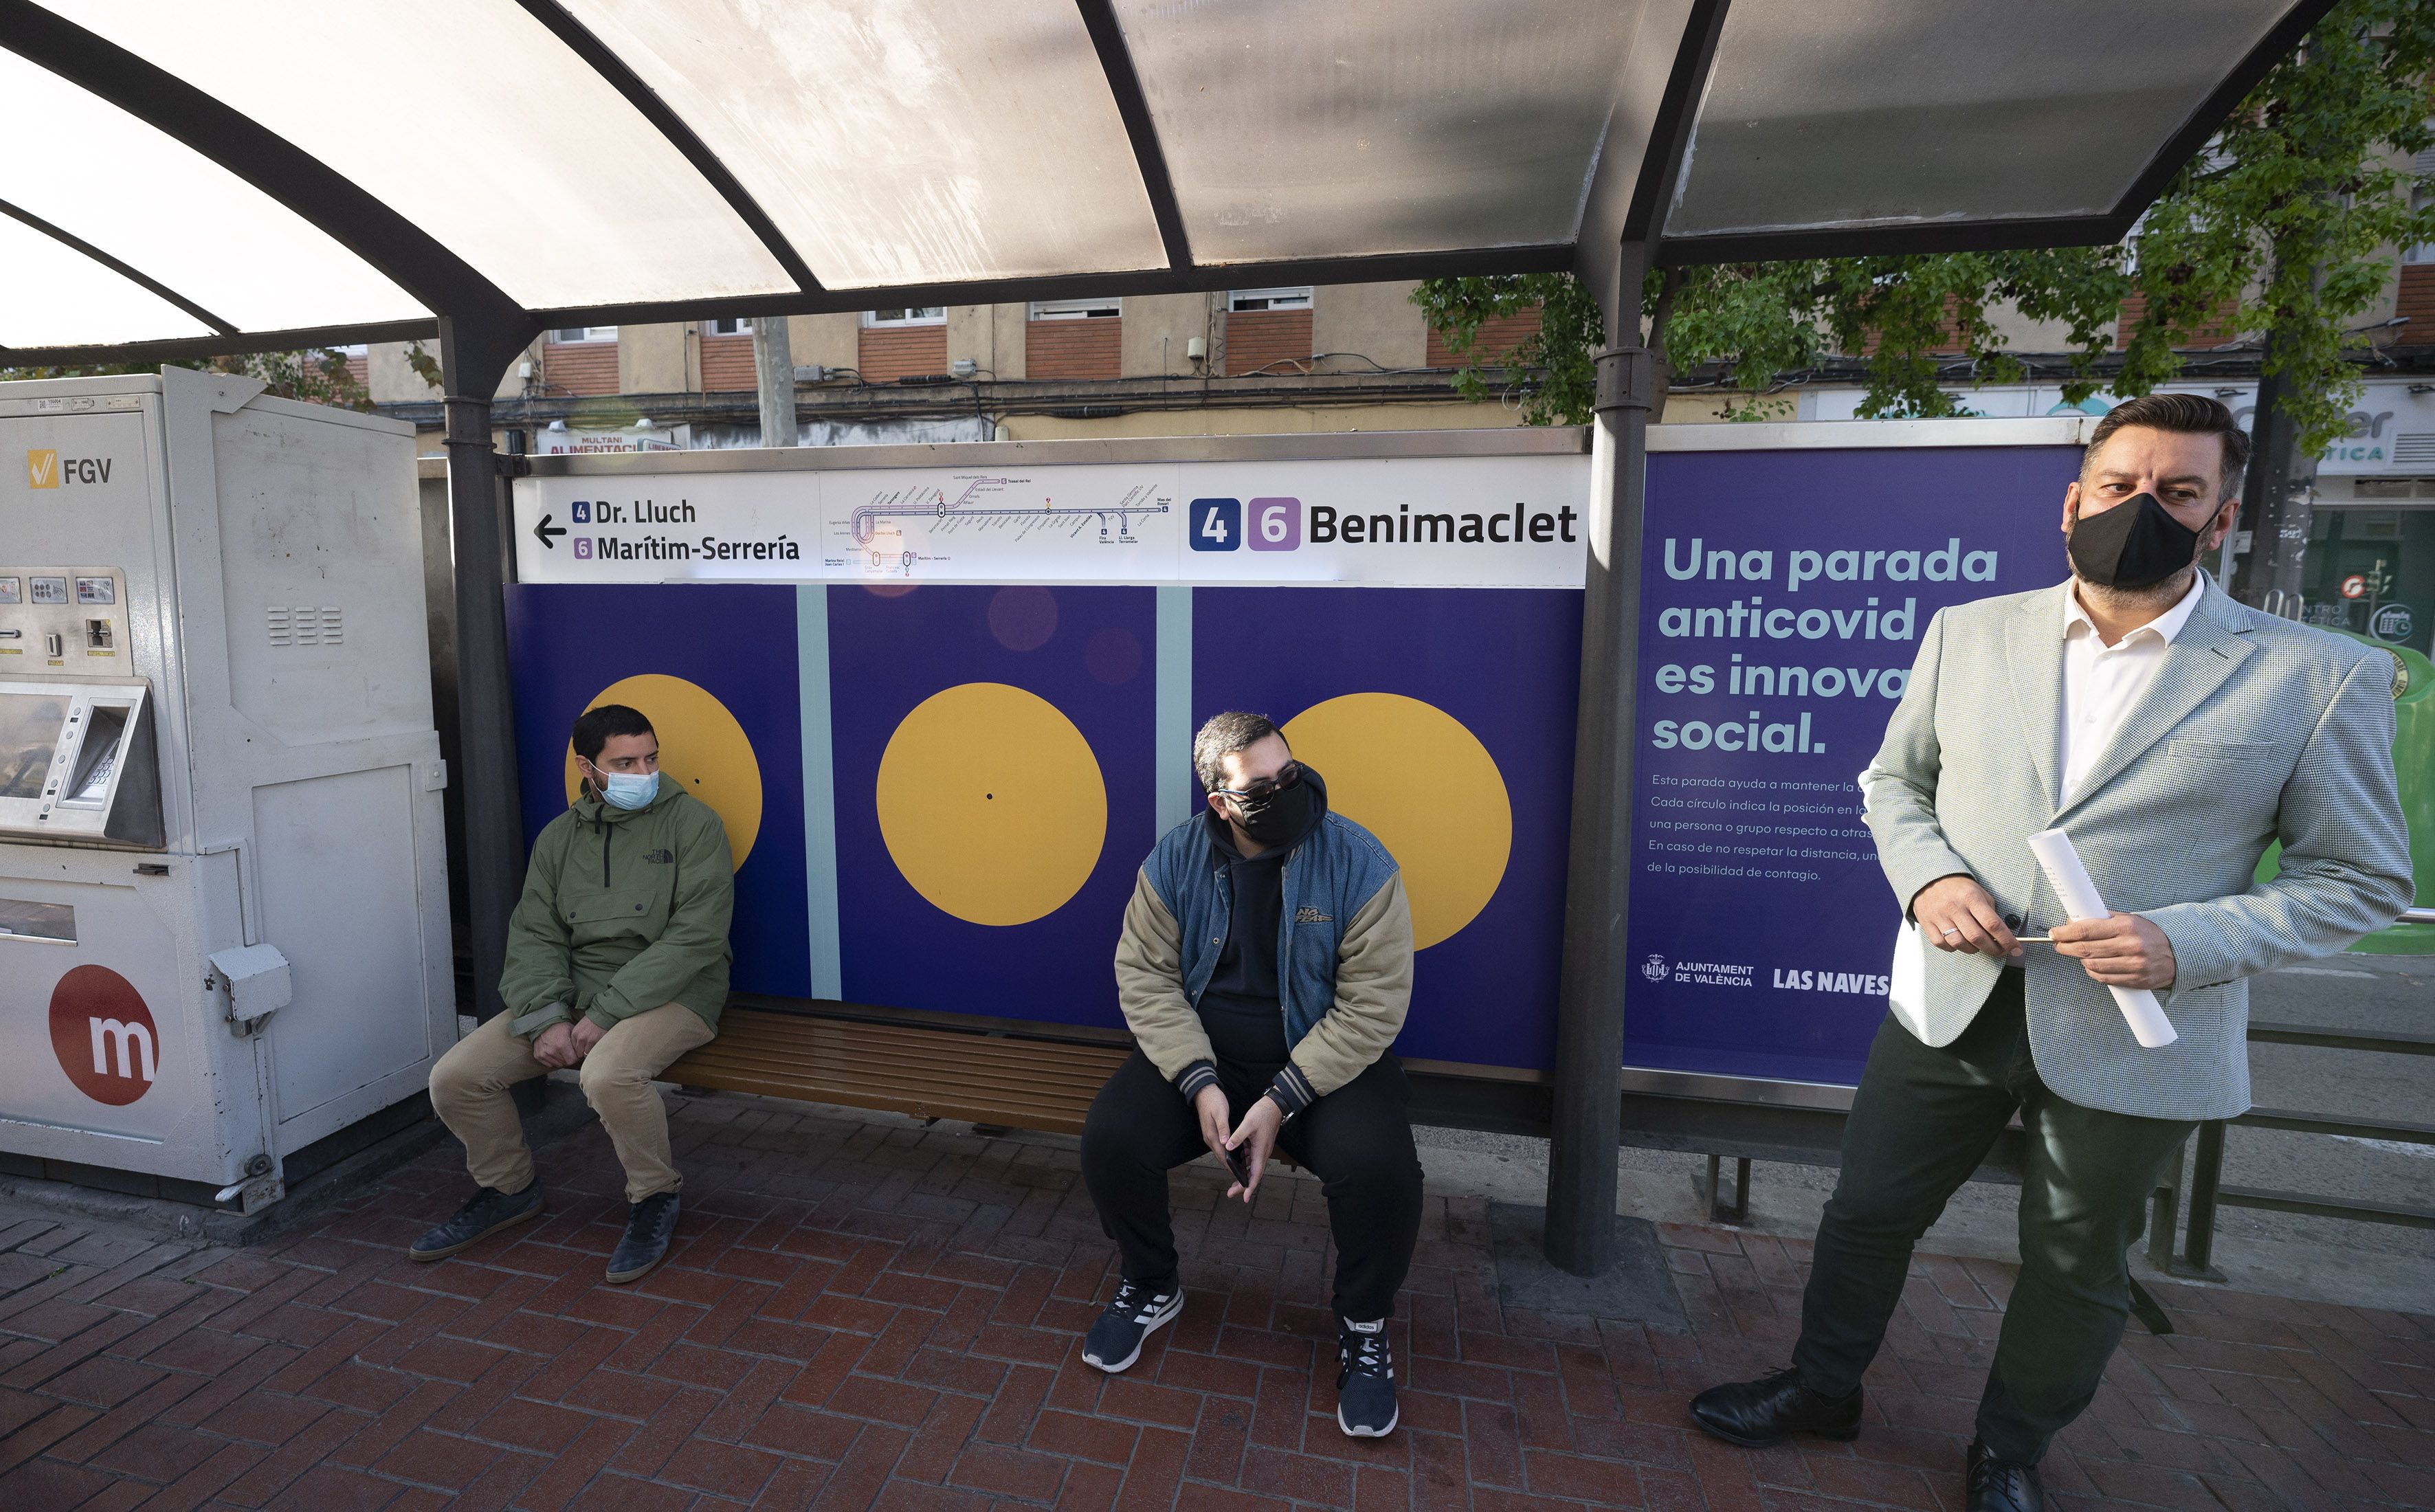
[[25, 449, 113, 489]]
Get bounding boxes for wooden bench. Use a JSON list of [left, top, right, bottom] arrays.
[[663, 997, 1550, 1142], [666, 1002, 1133, 1135]]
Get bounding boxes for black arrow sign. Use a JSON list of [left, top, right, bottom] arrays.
[[534, 513, 566, 550]]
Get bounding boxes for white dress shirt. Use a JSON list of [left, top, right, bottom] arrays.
[[2059, 573, 2206, 801]]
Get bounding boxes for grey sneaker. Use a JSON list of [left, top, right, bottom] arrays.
[[1335, 1318, 1398, 1437], [1081, 1278, 1183, 1372], [606, 1192, 680, 1284], [408, 1184, 543, 1261]]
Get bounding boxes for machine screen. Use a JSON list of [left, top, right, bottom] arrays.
[[0, 693, 69, 801]]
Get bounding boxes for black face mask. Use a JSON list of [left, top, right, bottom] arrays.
[[1230, 769, 1313, 847], [2068, 491, 2207, 590]]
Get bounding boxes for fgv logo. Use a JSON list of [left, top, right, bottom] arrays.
[[1189, 498, 1300, 553], [24, 450, 112, 489], [47, 965, 159, 1107]]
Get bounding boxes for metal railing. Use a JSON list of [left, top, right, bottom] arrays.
[[2150, 1011, 2435, 1281]]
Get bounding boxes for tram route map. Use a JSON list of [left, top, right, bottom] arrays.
[[828, 473, 1175, 577]]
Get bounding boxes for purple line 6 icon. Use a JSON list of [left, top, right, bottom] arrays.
[[1248, 498, 1300, 551]]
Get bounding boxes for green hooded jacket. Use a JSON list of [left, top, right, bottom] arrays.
[[499, 781, 735, 1038]]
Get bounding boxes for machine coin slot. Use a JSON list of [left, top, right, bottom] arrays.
[[44, 633, 63, 658]]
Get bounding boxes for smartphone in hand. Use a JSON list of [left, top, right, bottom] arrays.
[[1221, 1142, 1254, 1188]]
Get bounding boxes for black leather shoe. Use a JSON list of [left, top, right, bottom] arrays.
[[1688, 1366, 1863, 1447], [408, 1184, 542, 1261], [605, 1192, 680, 1284], [1966, 1438, 2043, 1511]]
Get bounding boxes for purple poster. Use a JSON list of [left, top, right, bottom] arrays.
[[1623, 445, 2078, 1085]]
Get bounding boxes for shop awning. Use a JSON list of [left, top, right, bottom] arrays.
[[0, 0, 2329, 362]]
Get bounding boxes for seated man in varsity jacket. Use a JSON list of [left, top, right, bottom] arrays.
[[1082, 711, 1423, 1438]]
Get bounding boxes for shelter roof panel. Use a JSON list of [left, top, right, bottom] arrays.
[[1665, 0, 2295, 243], [0, 50, 427, 335], [41, 0, 794, 309], [0, 212, 212, 346], [559, 0, 1167, 289], [1111, 0, 1652, 263]]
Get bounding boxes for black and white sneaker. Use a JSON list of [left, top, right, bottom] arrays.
[[1081, 1278, 1183, 1372], [1335, 1318, 1399, 1437]]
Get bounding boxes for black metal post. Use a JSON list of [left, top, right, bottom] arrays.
[[439, 315, 538, 1025], [2180, 1119, 2229, 1280], [1545, 238, 1654, 1275]]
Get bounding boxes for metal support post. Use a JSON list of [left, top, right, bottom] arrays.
[[753, 315, 798, 448], [2148, 1131, 2188, 1273], [1545, 238, 1654, 1276], [1704, 1153, 1750, 1226], [2179, 1119, 2230, 1281], [438, 314, 538, 1030]]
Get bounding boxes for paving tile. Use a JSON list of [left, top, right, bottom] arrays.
[[0, 1096, 2423, 1512]]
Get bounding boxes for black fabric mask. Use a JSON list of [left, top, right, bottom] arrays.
[[1232, 772, 1313, 847], [2068, 491, 2206, 590]]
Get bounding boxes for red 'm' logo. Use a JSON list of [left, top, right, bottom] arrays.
[[49, 966, 159, 1106]]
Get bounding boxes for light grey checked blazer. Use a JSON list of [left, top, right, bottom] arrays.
[[1862, 575, 2412, 1122]]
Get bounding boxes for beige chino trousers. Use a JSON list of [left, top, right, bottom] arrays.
[[429, 1003, 714, 1204]]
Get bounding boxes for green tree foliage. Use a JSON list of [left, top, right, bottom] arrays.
[[1417, 0, 2435, 449], [0, 342, 434, 410], [2121, 0, 2435, 454]]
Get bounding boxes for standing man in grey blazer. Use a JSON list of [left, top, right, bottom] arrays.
[[1686, 393, 2412, 1512]]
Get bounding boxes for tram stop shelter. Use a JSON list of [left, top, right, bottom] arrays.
[[0, 0, 2337, 1278]]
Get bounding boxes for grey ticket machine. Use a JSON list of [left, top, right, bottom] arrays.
[[0, 370, 454, 1210]]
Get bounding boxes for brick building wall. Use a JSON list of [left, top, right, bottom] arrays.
[[1224, 310, 1313, 376], [1025, 318, 1122, 381], [1425, 306, 1544, 368], [540, 340, 619, 397], [699, 333, 757, 392], [859, 325, 950, 382]]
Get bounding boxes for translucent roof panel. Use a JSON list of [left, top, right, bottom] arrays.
[[559, 0, 1167, 289], [0, 52, 425, 334], [43, 0, 792, 309], [1667, 0, 2293, 241], [1113, 0, 1652, 263], [0, 213, 211, 348]]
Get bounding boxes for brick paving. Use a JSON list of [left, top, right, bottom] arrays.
[[0, 1091, 2429, 1511]]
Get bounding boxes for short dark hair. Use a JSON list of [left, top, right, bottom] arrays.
[[572, 704, 654, 763], [2082, 392, 2251, 502], [1193, 711, 1281, 793]]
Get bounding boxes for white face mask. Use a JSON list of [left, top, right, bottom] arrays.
[[584, 758, 659, 811]]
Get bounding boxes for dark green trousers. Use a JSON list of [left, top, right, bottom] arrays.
[[1792, 970, 2195, 1463]]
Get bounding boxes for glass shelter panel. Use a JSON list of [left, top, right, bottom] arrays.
[[1113, 0, 1651, 262], [0, 52, 424, 333], [44, 0, 792, 309], [559, 0, 1166, 288], [1667, 0, 2292, 242], [0, 214, 210, 347]]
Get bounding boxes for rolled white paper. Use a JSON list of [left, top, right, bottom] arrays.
[[2027, 827, 2177, 1048]]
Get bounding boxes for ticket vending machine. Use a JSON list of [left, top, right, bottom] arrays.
[[0, 370, 453, 1210]]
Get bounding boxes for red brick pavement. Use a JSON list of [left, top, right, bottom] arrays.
[[0, 1093, 2429, 1510]]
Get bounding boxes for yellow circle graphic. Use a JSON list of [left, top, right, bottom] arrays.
[[877, 682, 1107, 926], [1282, 693, 1511, 950], [563, 674, 762, 871]]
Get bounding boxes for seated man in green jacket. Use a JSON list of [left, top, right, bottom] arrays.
[[411, 702, 734, 1284]]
